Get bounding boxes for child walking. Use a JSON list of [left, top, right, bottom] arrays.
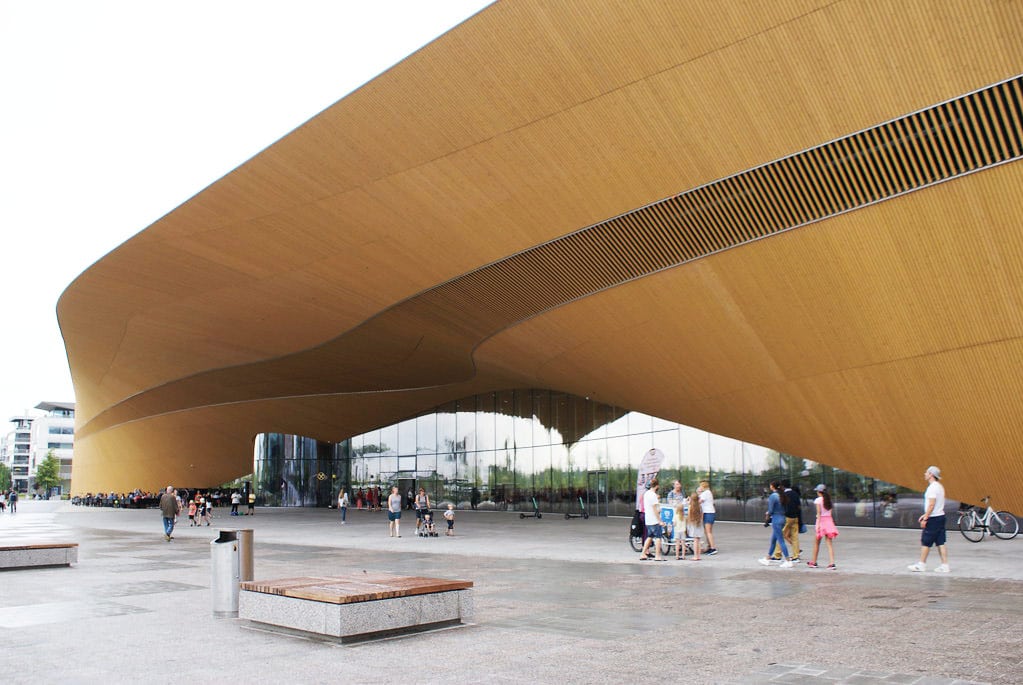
[[682, 493, 703, 560], [443, 503, 455, 536], [187, 500, 197, 526], [807, 484, 838, 569]]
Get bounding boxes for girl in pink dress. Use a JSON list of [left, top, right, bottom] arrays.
[[807, 484, 838, 569]]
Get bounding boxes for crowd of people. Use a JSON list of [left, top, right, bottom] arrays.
[[637, 464, 950, 573], [72, 488, 252, 511], [333, 485, 457, 538], [131, 463, 952, 572], [154, 487, 255, 541]]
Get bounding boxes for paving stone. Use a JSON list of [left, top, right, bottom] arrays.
[[0, 501, 1017, 684]]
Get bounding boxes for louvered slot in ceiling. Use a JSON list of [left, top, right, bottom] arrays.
[[435, 75, 1023, 332]]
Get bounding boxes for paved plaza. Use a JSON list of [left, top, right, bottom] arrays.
[[0, 500, 1021, 684]]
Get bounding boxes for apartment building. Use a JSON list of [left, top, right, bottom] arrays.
[[1, 401, 74, 494]]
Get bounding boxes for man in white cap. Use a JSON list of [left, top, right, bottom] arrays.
[[908, 466, 949, 573]]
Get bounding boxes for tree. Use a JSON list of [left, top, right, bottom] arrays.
[[0, 463, 10, 491], [34, 450, 61, 496]]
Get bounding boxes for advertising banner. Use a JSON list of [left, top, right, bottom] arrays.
[[634, 447, 665, 511]]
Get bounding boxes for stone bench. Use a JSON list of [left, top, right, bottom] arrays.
[[239, 573, 473, 642], [0, 543, 78, 570]]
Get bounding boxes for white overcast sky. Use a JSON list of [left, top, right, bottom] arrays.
[[0, 0, 492, 422]]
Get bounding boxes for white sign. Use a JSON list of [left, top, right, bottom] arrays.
[[635, 448, 665, 511]]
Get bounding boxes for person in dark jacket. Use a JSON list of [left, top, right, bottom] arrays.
[[773, 479, 803, 561], [159, 486, 180, 541]]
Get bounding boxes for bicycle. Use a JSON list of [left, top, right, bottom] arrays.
[[957, 497, 1019, 542]]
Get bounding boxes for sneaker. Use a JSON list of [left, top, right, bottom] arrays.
[[780, 560, 794, 569], [907, 562, 926, 572], [827, 564, 837, 570], [806, 561, 819, 568], [706, 548, 718, 555], [790, 557, 801, 562], [757, 557, 773, 566], [934, 564, 950, 573]]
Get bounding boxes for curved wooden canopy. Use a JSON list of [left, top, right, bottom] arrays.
[[60, 1, 1023, 511]]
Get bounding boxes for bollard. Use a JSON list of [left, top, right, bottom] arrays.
[[235, 528, 254, 582], [210, 529, 240, 618]]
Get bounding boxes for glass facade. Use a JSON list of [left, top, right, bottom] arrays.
[[253, 389, 956, 527]]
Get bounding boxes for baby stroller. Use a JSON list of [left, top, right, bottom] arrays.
[[417, 509, 439, 537]]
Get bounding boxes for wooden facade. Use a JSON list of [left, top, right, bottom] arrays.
[[59, 1, 1023, 511]]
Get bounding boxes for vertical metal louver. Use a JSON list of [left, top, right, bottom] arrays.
[[435, 74, 1023, 328]]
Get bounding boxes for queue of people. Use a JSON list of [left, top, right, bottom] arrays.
[[73, 488, 251, 511]]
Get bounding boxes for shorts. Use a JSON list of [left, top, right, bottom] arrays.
[[703, 512, 716, 525], [416, 509, 425, 519], [645, 524, 663, 538], [446, 520, 454, 529], [388, 511, 401, 521], [920, 515, 946, 547]]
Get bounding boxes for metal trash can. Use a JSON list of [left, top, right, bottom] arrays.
[[210, 529, 240, 618], [235, 528, 254, 581]]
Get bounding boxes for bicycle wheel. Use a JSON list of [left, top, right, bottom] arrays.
[[630, 534, 644, 553], [991, 511, 1020, 540], [960, 514, 984, 542]]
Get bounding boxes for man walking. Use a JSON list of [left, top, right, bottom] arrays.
[[159, 485, 180, 542], [639, 478, 665, 561], [908, 466, 950, 573]]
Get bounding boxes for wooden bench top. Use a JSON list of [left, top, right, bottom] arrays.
[[240, 573, 472, 604], [0, 543, 78, 551]]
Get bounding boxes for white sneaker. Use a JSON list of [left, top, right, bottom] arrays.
[[757, 557, 772, 566], [907, 562, 926, 572], [780, 560, 794, 569], [934, 564, 950, 573]]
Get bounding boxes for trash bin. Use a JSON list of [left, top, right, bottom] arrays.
[[210, 529, 240, 618], [235, 528, 254, 582]]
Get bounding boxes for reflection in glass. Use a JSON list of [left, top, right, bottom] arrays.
[[255, 389, 946, 529], [397, 419, 416, 457], [416, 413, 437, 457], [476, 393, 496, 450]]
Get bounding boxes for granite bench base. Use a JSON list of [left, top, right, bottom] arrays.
[[239, 574, 473, 643], [0, 543, 78, 570]]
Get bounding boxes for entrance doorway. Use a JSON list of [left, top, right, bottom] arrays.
[[396, 478, 417, 510], [587, 470, 609, 516]]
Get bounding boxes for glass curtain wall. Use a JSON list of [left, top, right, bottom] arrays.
[[254, 389, 956, 527]]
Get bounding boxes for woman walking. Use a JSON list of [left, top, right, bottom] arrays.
[[338, 488, 349, 525], [758, 481, 793, 568], [807, 484, 838, 569], [415, 487, 431, 534]]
